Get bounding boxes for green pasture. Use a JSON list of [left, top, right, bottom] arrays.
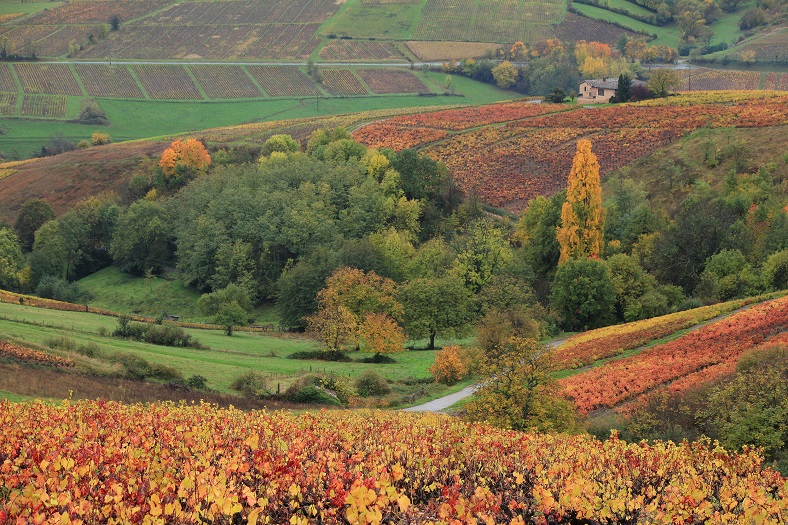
[[571, 4, 682, 48], [320, 0, 425, 40], [0, 74, 517, 159], [0, 301, 455, 394], [78, 267, 279, 324], [0, 1, 63, 16]]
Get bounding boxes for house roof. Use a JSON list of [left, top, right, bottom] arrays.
[[583, 78, 646, 90]]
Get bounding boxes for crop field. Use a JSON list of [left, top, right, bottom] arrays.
[[712, 27, 788, 64], [13, 63, 82, 96], [189, 65, 263, 100], [405, 40, 502, 61], [2, 402, 785, 525], [320, 69, 368, 96], [679, 66, 763, 91], [74, 64, 145, 99], [411, 0, 565, 42], [0, 92, 17, 115], [19, 94, 67, 118], [74, 0, 341, 60], [559, 296, 788, 415], [555, 12, 637, 45], [357, 69, 428, 94], [19, 0, 172, 25], [353, 93, 788, 211], [0, 64, 16, 92], [246, 65, 317, 97], [131, 64, 203, 100], [318, 40, 403, 61]]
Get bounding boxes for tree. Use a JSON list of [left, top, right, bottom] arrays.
[[551, 258, 616, 330], [606, 253, 657, 320], [158, 138, 211, 188], [14, 198, 55, 251], [307, 267, 402, 351], [543, 88, 567, 103], [213, 301, 249, 336], [464, 336, 578, 432], [261, 134, 299, 157], [647, 69, 680, 98], [557, 139, 605, 263], [617, 73, 632, 102], [453, 217, 513, 292], [761, 249, 788, 291], [109, 15, 120, 30], [0, 228, 25, 290], [359, 312, 406, 355], [198, 283, 252, 317], [110, 200, 173, 275], [492, 60, 518, 88], [429, 345, 468, 385], [398, 276, 476, 350]]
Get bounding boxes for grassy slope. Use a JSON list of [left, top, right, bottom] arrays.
[[320, 0, 424, 39], [0, 1, 64, 15], [0, 300, 469, 394], [572, 3, 682, 47], [77, 267, 280, 324], [0, 77, 517, 159]]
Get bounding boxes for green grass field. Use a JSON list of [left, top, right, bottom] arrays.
[[0, 0, 63, 15], [0, 300, 465, 395], [320, 0, 425, 39], [571, 3, 682, 48], [0, 76, 517, 159], [78, 267, 280, 324]]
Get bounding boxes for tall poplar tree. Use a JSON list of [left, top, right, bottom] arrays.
[[557, 139, 605, 263]]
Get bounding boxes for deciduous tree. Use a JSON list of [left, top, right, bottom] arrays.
[[398, 276, 475, 350], [14, 198, 54, 251], [557, 139, 605, 263]]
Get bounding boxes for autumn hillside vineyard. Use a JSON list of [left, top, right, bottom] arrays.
[[1, 402, 786, 524]]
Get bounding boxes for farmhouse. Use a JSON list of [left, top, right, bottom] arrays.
[[578, 77, 646, 103]]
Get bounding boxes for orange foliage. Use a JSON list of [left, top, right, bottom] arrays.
[[359, 313, 405, 354], [560, 296, 788, 414], [0, 341, 74, 367], [159, 138, 211, 178], [0, 402, 785, 524], [429, 345, 468, 385]]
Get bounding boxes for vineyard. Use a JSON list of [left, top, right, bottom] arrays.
[[246, 66, 317, 97], [0, 341, 74, 368], [353, 92, 788, 211], [189, 65, 264, 100], [320, 69, 369, 96], [0, 93, 16, 116], [131, 64, 203, 100], [74, 64, 145, 99], [318, 40, 403, 61], [19, 94, 68, 118], [405, 41, 503, 61], [559, 296, 788, 415], [1, 402, 785, 524], [14, 63, 82, 96], [357, 69, 428, 94], [551, 295, 772, 369], [0, 64, 15, 92], [678, 66, 766, 91]]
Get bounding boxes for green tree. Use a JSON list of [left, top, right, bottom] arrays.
[[464, 336, 578, 432], [0, 228, 25, 290], [398, 276, 476, 350], [213, 301, 249, 336], [14, 198, 55, 252], [198, 283, 252, 316], [30, 220, 69, 284], [607, 253, 657, 320], [647, 68, 680, 97], [695, 249, 760, 301], [110, 200, 173, 276], [491, 60, 518, 88], [261, 134, 300, 157], [617, 73, 632, 102], [517, 192, 565, 279], [762, 249, 788, 291], [453, 218, 513, 292], [551, 258, 616, 330]]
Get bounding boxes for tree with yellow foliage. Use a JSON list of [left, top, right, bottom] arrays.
[[556, 139, 604, 263]]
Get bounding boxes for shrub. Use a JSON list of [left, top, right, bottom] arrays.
[[230, 371, 269, 398], [143, 324, 194, 348], [292, 385, 341, 405], [429, 345, 468, 385], [35, 275, 93, 304], [113, 352, 152, 380], [355, 371, 391, 397], [185, 375, 208, 389]]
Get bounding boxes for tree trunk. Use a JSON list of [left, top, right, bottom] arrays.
[[428, 330, 436, 350]]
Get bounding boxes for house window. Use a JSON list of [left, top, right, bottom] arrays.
[[599, 88, 604, 96]]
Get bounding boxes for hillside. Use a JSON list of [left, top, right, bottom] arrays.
[[352, 91, 788, 211]]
